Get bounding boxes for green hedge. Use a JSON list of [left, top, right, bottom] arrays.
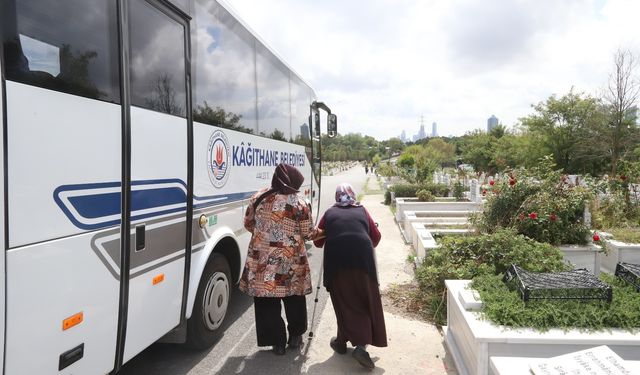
[[391, 183, 450, 199]]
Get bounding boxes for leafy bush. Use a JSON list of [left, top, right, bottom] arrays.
[[472, 273, 640, 332], [474, 174, 540, 231], [384, 190, 391, 205], [416, 189, 434, 202], [397, 153, 415, 168], [513, 186, 592, 245], [391, 183, 422, 198], [415, 229, 567, 325], [476, 158, 593, 245], [592, 163, 640, 229], [453, 181, 465, 201]]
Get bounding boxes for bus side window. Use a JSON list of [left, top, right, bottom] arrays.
[[255, 43, 292, 142], [1, 0, 121, 104], [192, 0, 257, 134], [129, 0, 186, 117]]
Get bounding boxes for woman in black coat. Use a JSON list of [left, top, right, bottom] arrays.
[[313, 183, 386, 370]]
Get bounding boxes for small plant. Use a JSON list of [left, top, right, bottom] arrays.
[[416, 189, 434, 202], [453, 181, 465, 201]]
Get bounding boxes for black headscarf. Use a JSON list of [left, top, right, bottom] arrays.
[[253, 164, 304, 209], [271, 163, 304, 194]]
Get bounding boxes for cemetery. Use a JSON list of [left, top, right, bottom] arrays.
[[379, 153, 640, 374]]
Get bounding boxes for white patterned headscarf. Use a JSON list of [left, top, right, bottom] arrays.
[[334, 183, 359, 207]]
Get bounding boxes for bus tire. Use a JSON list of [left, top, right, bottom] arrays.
[[186, 253, 232, 349]]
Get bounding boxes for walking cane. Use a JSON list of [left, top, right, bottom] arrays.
[[308, 250, 324, 339]]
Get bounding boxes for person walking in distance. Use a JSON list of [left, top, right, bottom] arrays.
[[240, 163, 318, 355], [313, 183, 387, 370]]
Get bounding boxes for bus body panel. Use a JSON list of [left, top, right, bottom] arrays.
[[6, 82, 122, 247], [5, 234, 119, 374], [124, 106, 189, 361], [0, 52, 6, 374], [4, 81, 121, 374]]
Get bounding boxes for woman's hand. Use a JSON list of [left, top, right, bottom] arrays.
[[310, 228, 326, 241]]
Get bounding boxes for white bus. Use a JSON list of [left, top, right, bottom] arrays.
[[0, 0, 336, 373]]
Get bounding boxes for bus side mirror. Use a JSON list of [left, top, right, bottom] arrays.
[[328, 114, 337, 138]]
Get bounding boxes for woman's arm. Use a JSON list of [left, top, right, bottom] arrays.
[[312, 215, 327, 248], [243, 202, 256, 232], [364, 207, 381, 247], [298, 200, 316, 241]]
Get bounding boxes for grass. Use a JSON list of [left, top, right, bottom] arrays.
[[604, 227, 640, 244], [472, 273, 640, 332]]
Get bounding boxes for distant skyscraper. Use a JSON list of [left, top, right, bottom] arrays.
[[487, 115, 499, 132], [414, 124, 426, 141], [400, 129, 407, 142], [300, 123, 309, 139], [431, 122, 438, 137]]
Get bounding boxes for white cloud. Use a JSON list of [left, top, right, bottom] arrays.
[[223, 0, 640, 139]]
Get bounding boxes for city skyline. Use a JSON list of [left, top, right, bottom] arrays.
[[226, 0, 640, 141]]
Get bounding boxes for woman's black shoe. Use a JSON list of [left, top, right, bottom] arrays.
[[287, 335, 303, 348], [272, 345, 286, 355], [329, 337, 347, 354], [352, 346, 375, 370]]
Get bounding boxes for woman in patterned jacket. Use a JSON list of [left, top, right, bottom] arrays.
[[239, 163, 317, 355]]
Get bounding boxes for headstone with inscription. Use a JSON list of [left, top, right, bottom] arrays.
[[529, 345, 633, 375]]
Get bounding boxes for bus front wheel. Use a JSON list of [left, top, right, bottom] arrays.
[[186, 253, 232, 349]]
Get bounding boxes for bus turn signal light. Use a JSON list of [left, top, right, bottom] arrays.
[[62, 312, 83, 331], [153, 274, 165, 285]]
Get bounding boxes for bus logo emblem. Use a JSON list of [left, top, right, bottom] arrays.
[[207, 130, 230, 188]]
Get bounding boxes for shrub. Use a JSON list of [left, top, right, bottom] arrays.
[[416, 189, 434, 202], [391, 183, 421, 198], [513, 186, 592, 245], [390, 183, 449, 198], [415, 229, 567, 325], [476, 159, 593, 245], [384, 190, 391, 205], [453, 181, 465, 201]]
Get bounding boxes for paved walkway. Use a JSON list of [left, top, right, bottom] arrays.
[[301, 177, 457, 374]]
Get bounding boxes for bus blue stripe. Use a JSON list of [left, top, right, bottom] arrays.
[[53, 179, 257, 230]]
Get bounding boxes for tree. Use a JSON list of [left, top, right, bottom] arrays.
[[602, 49, 640, 176], [146, 73, 184, 116], [386, 137, 404, 157], [520, 90, 601, 174], [459, 130, 496, 173], [192, 102, 254, 134], [270, 129, 286, 141]]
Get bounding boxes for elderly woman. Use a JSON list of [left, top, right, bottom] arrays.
[[240, 163, 316, 355], [313, 183, 386, 370]]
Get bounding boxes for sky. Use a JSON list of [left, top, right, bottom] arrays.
[[223, 0, 640, 140]]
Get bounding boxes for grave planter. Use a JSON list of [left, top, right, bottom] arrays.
[[602, 239, 640, 273], [557, 244, 601, 275], [444, 280, 640, 375]]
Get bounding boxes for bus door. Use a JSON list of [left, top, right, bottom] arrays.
[[310, 105, 322, 219], [117, 0, 192, 366]]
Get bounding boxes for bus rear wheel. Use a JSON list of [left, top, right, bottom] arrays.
[[186, 253, 232, 349]]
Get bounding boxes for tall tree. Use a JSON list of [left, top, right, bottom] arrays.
[[520, 90, 600, 174], [603, 49, 640, 176]]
